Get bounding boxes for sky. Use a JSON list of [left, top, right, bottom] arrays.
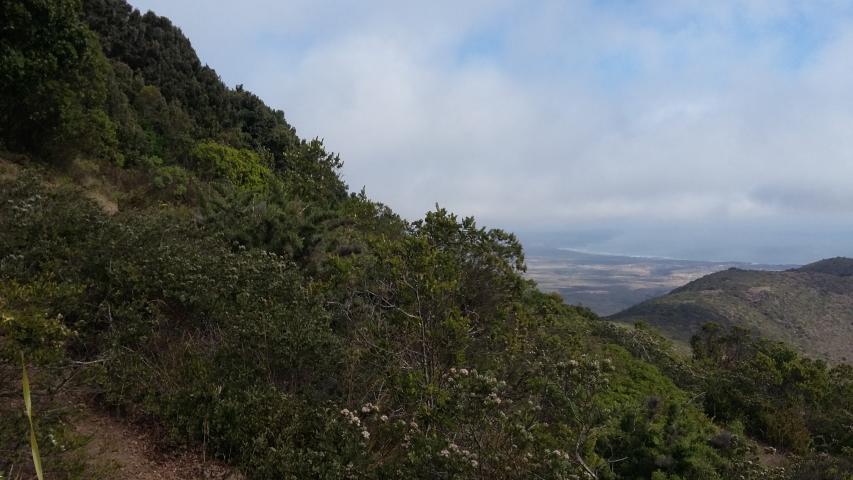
[[129, 0, 853, 264]]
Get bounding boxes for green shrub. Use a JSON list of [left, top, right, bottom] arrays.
[[189, 141, 271, 191]]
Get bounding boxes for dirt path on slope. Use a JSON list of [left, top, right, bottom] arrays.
[[75, 408, 242, 480]]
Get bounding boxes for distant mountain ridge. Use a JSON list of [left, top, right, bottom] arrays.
[[525, 246, 792, 316], [794, 257, 853, 276], [611, 258, 853, 363]]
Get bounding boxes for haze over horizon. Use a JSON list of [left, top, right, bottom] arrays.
[[130, 0, 853, 264]]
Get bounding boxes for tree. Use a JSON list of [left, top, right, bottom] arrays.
[[0, 0, 119, 162]]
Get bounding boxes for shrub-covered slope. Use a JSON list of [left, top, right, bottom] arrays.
[[1, 1, 851, 479], [797, 257, 853, 277], [611, 263, 853, 364]]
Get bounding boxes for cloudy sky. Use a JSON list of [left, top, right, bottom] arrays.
[[130, 0, 853, 263]]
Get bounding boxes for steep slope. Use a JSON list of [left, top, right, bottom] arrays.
[[611, 260, 853, 363]]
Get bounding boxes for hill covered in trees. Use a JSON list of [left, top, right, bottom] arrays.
[[611, 260, 853, 364], [1, 1, 852, 479]]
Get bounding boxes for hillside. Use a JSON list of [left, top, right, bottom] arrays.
[[1, 1, 852, 479], [797, 257, 853, 276], [611, 260, 853, 363]]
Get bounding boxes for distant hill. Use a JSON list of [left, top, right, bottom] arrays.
[[525, 247, 791, 315], [796, 257, 853, 276], [610, 258, 853, 363]]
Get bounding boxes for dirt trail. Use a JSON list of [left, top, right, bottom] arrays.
[[75, 409, 242, 480]]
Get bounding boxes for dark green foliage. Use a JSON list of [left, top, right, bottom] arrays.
[[276, 138, 348, 203], [0, 0, 120, 163], [599, 319, 853, 476], [80, 0, 343, 187], [2, 0, 347, 200], [691, 323, 852, 455], [81, 0, 231, 136], [796, 257, 853, 277], [1, 170, 756, 479], [601, 399, 726, 479]]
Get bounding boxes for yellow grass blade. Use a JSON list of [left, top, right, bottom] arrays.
[[21, 352, 44, 480]]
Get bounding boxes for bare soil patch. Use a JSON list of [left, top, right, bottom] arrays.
[[75, 407, 242, 480]]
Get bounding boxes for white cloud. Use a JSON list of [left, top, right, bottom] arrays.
[[128, 0, 853, 260]]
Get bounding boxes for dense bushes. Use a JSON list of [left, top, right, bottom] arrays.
[[598, 319, 853, 478], [690, 323, 853, 456], [1, 170, 750, 479], [189, 141, 271, 190]]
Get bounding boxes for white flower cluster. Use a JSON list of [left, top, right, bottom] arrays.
[[440, 442, 479, 467], [340, 408, 361, 426], [394, 419, 420, 449], [10, 194, 43, 214], [557, 359, 581, 369], [544, 448, 572, 461], [340, 408, 371, 442], [446, 367, 512, 407]]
